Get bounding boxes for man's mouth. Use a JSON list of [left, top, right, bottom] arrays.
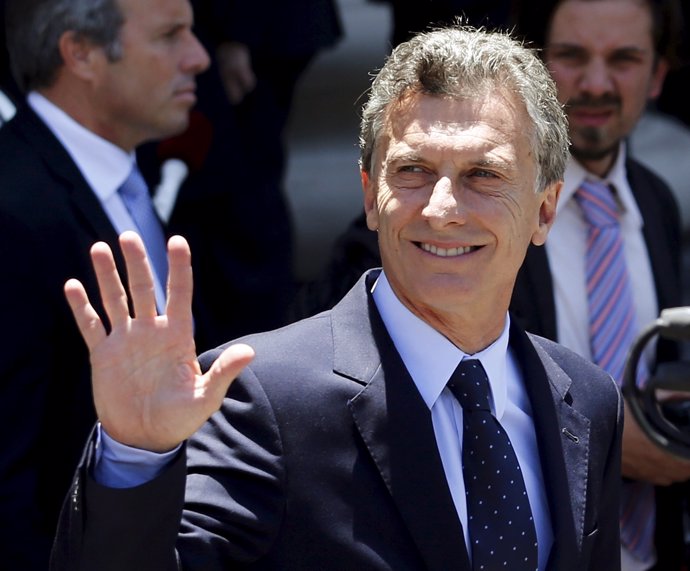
[[569, 109, 614, 128], [174, 82, 197, 99], [418, 243, 479, 257], [567, 95, 621, 110], [566, 97, 620, 124]]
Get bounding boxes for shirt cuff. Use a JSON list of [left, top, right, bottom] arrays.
[[93, 422, 181, 488]]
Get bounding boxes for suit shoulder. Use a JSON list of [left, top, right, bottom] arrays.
[[627, 157, 678, 209], [199, 312, 333, 373], [528, 334, 622, 421]]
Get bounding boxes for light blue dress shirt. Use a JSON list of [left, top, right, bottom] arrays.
[[372, 273, 553, 570]]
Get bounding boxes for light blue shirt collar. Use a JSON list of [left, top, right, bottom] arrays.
[[371, 271, 510, 418]]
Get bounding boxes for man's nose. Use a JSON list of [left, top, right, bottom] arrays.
[[183, 32, 211, 75], [579, 58, 615, 97], [422, 177, 467, 226]]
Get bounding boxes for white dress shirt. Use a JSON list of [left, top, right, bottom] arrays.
[[545, 146, 658, 368], [27, 92, 166, 311], [372, 273, 553, 570]]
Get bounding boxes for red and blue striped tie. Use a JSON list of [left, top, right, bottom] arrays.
[[576, 179, 654, 562]]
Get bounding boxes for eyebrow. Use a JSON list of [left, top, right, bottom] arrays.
[[388, 152, 424, 163], [475, 157, 512, 168], [547, 42, 649, 57], [386, 154, 515, 173]]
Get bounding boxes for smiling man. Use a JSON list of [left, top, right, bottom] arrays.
[[52, 27, 622, 571], [509, 1, 690, 570], [363, 92, 554, 353]]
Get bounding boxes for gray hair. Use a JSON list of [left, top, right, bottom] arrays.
[[5, 0, 125, 93], [359, 26, 570, 192]]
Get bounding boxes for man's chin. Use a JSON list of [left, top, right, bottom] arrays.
[[156, 115, 192, 141], [570, 140, 620, 163]]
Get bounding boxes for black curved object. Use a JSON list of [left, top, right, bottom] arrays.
[[622, 307, 690, 460]]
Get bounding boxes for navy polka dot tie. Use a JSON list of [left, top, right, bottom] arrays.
[[447, 359, 538, 571]]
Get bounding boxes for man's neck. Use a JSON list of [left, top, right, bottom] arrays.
[[37, 86, 135, 153]]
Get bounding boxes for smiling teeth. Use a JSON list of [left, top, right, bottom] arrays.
[[421, 243, 474, 257]]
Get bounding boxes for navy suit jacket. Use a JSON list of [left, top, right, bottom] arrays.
[[0, 104, 126, 570], [52, 270, 622, 571], [510, 157, 687, 569]]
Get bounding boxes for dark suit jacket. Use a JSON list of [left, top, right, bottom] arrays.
[[510, 157, 686, 570], [0, 104, 128, 570], [51, 270, 623, 571], [0, 104, 208, 569]]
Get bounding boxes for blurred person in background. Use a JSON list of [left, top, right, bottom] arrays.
[[0, 0, 209, 568]]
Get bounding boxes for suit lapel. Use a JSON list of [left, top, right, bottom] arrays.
[[10, 105, 123, 247], [333, 273, 595, 570], [10, 105, 126, 268], [332, 272, 471, 571], [511, 323, 590, 570]]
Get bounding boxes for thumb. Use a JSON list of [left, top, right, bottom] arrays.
[[205, 343, 255, 400]]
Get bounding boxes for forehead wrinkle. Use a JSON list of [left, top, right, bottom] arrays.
[[388, 123, 520, 164]]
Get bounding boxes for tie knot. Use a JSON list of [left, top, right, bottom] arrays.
[[118, 165, 149, 201], [575, 180, 619, 228], [447, 359, 491, 412]]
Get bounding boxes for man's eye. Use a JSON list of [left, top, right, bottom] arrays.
[[398, 165, 425, 173], [161, 26, 184, 42], [388, 165, 435, 189], [549, 50, 587, 65], [471, 169, 496, 178], [610, 53, 643, 66]]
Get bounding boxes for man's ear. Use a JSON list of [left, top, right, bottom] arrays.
[[361, 169, 380, 231], [648, 56, 669, 100], [531, 180, 562, 246], [58, 31, 104, 83]]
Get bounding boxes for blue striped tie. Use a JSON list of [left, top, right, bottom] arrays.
[[576, 180, 654, 562], [117, 165, 169, 293]]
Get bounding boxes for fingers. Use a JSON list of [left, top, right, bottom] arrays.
[[74, 231, 193, 335], [90, 240, 130, 328], [166, 235, 194, 325], [622, 405, 690, 484], [119, 232, 157, 319], [64, 278, 107, 349], [204, 343, 256, 401]]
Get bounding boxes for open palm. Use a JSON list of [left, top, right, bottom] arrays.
[[64, 232, 254, 452]]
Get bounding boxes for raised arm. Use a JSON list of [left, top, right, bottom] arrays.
[[64, 231, 254, 452]]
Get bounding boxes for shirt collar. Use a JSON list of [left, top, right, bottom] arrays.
[[28, 91, 135, 201], [560, 143, 642, 228], [371, 271, 510, 417]]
